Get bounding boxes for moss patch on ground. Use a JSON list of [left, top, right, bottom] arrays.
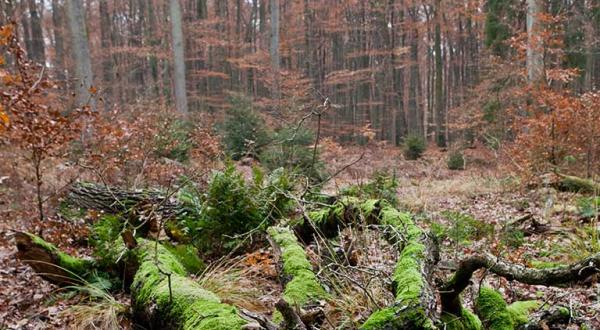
[[507, 300, 540, 326], [475, 287, 514, 330], [440, 309, 483, 330]]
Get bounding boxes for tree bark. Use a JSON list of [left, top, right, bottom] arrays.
[[270, 0, 281, 101], [527, 0, 545, 85], [51, 0, 65, 82], [66, 0, 95, 110], [28, 0, 45, 64], [169, 0, 189, 114]]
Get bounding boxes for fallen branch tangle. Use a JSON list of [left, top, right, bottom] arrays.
[[441, 252, 600, 316], [15, 191, 600, 329]]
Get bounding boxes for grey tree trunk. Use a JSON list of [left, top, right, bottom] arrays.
[[28, 0, 45, 64], [434, 0, 445, 147], [99, 0, 112, 110], [169, 0, 189, 114], [51, 0, 65, 82], [270, 0, 281, 101], [526, 0, 545, 84], [66, 0, 95, 110]]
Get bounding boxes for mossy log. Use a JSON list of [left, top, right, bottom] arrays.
[[129, 239, 247, 330], [554, 174, 600, 194], [359, 202, 439, 330], [15, 232, 96, 286], [292, 198, 440, 329], [267, 226, 328, 329], [440, 253, 600, 329], [16, 233, 247, 330]]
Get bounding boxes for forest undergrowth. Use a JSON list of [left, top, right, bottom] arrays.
[[1, 140, 598, 329]]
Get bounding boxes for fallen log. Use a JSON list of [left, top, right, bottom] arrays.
[[359, 202, 439, 330], [67, 181, 190, 221], [16, 233, 248, 330], [129, 239, 247, 330], [267, 226, 328, 329], [15, 232, 95, 286], [554, 173, 599, 194], [292, 198, 440, 329], [440, 252, 600, 329]]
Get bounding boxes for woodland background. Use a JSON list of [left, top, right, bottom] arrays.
[[0, 0, 599, 329]]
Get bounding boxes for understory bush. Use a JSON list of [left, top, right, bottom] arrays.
[[154, 118, 194, 162], [441, 211, 493, 246], [185, 163, 262, 252], [260, 126, 324, 181], [90, 215, 124, 265], [447, 151, 466, 170], [219, 95, 270, 160], [403, 134, 426, 160], [253, 167, 296, 221], [341, 171, 399, 206]]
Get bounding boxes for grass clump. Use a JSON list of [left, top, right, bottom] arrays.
[[403, 134, 426, 160], [441, 211, 493, 246], [63, 280, 129, 330]]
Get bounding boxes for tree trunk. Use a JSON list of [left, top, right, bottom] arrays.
[[434, 0, 445, 147], [169, 0, 189, 114], [99, 0, 112, 111], [51, 0, 66, 82], [66, 0, 95, 110], [527, 0, 545, 85], [16, 233, 248, 329], [270, 0, 281, 102], [28, 0, 45, 64]]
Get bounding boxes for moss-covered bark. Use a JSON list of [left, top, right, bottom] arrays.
[[360, 202, 438, 330], [15, 232, 95, 285], [475, 287, 539, 330], [267, 226, 328, 327], [17, 233, 246, 330], [130, 239, 246, 330]]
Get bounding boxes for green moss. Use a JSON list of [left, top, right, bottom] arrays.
[[307, 208, 330, 225], [530, 260, 565, 269], [131, 239, 245, 329], [507, 300, 539, 326], [360, 199, 380, 218], [475, 287, 514, 330], [164, 243, 205, 274], [267, 226, 328, 308], [361, 207, 435, 329], [27, 233, 94, 276], [360, 307, 401, 329], [440, 309, 483, 330]]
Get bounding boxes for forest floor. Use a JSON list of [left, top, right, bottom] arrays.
[[0, 142, 598, 329]]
